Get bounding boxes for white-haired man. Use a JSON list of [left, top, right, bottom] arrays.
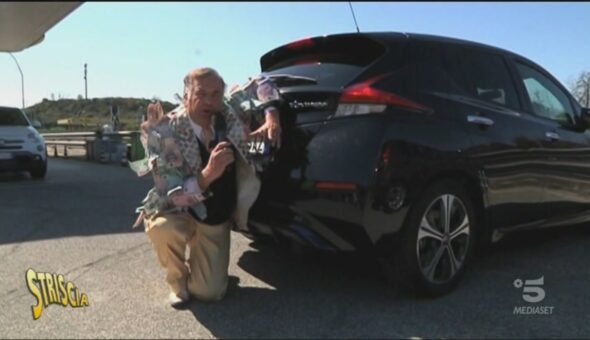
[[136, 67, 281, 307]]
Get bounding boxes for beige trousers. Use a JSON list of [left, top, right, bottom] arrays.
[[145, 212, 230, 302]]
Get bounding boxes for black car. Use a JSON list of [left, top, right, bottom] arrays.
[[247, 32, 590, 296]]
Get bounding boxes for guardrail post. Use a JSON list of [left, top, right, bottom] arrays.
[[85, 140, 91, 161]]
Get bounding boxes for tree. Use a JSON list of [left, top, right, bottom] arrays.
[[569, 70, 590, 108], [77, 94, 84, 100]]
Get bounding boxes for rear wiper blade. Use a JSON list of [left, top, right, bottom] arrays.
[[263, 73, 318, 86]]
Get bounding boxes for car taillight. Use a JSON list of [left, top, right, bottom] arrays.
[[335, 75, 431, 117]]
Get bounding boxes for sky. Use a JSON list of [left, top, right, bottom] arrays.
[[1, 2, 589, 108]]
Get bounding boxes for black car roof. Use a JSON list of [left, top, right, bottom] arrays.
[[405, 32, 522, 57], [262, 31, 546, 78], [302, 31, 531, 63]]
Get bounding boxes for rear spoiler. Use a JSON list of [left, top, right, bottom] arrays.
[[260, 34, 387, 72]]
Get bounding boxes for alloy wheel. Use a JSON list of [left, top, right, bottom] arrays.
[[416, 194, 470, 284]]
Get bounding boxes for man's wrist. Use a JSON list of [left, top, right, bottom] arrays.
[[265, 107, 280, 122], [199, 167, 212, 191]]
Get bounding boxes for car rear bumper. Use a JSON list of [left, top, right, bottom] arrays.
[[248, 115, 415, 253], [249, 182, 413, 254], [249, 200, 361, 252]]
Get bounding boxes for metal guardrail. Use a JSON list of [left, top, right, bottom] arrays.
[[42, 130, 144, 163], [42, 131, 139, 138]]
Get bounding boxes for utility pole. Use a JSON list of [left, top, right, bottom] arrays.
[[9, 53, 25, 109], [84, 63, 88, 100]]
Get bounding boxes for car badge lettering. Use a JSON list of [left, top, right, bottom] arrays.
[[289, 100, 329, 110]]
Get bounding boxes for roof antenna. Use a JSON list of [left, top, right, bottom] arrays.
[[348, 2, 361, 33]]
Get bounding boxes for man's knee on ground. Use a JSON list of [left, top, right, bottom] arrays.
[[188, 281, 227, 302]]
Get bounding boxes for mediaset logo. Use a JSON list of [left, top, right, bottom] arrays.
[[513, 276, 554, 315]]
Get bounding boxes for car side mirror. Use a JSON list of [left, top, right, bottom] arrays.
[[32, 120, 42, 129]]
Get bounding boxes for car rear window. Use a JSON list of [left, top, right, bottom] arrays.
[[0, 107, 28, 126], [263, 63, 370, 88], [260, 35, 390, 87]]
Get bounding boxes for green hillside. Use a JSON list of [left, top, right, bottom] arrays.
[[24, 97, 178, 132]]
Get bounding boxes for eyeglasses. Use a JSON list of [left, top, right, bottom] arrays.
[[193, 90, 223, 100]]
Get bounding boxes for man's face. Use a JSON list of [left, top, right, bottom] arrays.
[[184, 75, 224, 118]]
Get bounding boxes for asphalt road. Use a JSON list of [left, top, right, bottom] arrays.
[[1, 158, 589, 339]]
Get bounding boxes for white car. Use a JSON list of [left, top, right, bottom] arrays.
[[0, 106, 47, 178]]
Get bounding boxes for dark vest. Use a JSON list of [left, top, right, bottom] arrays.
[[192, 138, 237, 225]]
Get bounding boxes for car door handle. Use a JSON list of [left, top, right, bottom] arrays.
[[467, 115, 494, 126], [545, 132, 560, 141]]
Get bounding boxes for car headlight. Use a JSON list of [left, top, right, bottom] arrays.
[[27, 132, 41, 144]]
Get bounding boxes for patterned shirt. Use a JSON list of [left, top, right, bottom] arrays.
[[130, 74, 282, 227]]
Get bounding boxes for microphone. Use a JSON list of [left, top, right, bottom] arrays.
[[209, 112, 235, 175], [209, 112, 229, 150]]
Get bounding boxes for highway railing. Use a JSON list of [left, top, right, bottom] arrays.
[[42, 131, 145, 164]]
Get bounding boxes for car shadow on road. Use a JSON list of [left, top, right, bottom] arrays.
[[0, 171, 31, 182], [187, 225, 590, 338], [186, 240, 408, 338]]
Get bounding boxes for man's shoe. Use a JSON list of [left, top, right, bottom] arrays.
[[169, 289, 190, 309]]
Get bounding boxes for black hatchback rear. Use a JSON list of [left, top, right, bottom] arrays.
[[248, 32, 590, 296]]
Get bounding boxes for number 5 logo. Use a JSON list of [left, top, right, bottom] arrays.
[[514, 276, 545, 303]]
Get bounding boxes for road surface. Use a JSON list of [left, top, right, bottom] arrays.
[[1, 158, 589, 338]]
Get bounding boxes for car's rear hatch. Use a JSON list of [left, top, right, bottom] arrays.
[[250, 34, 408, 249], [257, 33, 409, 181], [260, 33, 402, 125]]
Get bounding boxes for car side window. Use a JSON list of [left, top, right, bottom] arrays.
[[514, 62, 575, 125], [443, 46, 521, 110], [375, 42, 468, 98]]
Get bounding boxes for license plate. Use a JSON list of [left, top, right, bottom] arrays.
[[248, 141, 267, 155], [0, 153, 13, 160]]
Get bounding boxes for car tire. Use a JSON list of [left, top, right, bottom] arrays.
[[384, 179, 478, 297], [30, 159, 47, 179]]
